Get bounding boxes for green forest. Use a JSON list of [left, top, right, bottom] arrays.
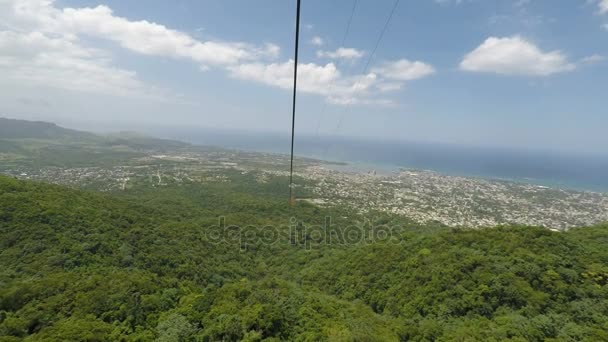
[[1, 174, 607, 341]]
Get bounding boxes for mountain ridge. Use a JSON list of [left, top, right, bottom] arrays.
[[0, 117, 191, 150], [0, 117, 97, 140]]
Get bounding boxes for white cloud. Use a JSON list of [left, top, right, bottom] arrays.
[[372, 59, 436, 81], [0, 27, 159, 98], [434, 0, 469, 5], [59, 5, 279, 66], [375, 82, 403, 93], [229, 60, 401, 105], [310, 36, 324, 46], [229, 60, 338, 93], [229, 56, 436, 105], [0, 0, 282, 100], [603, 23, 608, 30], [460, 36, 575, 76], [0, 0, 425, 106], [599, 0, 608, 14], [316, 47, 364, 60], [581, 54, 605, 64]]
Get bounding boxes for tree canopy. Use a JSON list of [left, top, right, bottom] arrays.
[[1, 175, 607, 341]]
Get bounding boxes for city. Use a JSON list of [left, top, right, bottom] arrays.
[[4, 148, 607, 231]]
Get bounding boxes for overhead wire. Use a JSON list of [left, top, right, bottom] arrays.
[[313, 0, 360, 137], [289, 0, 302, 206], [334, 0, 401, 132], [360, 0, 401, 76], [318, 0, 401, 162], [291, 0, 401, 202]]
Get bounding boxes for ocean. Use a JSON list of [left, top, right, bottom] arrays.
[[148, 127, 608, 193]]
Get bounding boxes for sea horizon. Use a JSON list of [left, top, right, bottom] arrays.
[[135, 127, 608, 193]]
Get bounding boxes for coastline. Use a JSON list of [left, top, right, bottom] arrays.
[[317, 158, 606, 194]]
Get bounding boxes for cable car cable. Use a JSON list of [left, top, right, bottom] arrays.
[[289, 0, 302, 206]]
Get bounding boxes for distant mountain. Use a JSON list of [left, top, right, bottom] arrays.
[[104, 131, 191, 150], [0, 117, 190, 150], [0, 117, 98, 140]]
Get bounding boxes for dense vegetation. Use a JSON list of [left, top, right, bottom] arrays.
[[1, 174, 607, 341], [1, 118, 607, 340]]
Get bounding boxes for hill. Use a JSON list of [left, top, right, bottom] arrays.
[[0, 118, 97, 141], [0, 118, 194, 169], [1, 175, 607, 341], [103, 131, 191, 150], [0, 117, 189, 150]]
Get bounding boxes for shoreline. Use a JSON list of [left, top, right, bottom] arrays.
[[317, 159, 606, 195]]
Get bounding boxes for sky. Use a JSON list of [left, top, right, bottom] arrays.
[[0, 0, 607, 154]]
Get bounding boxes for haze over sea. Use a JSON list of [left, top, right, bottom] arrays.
[[141, 127, 608, 193]]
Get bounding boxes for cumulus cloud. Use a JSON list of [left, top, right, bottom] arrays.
[[228, 60, 378, 104], [0, 24, 157, 98], [599, 0, 608, 14], [0, 0, 279, 98], [372, 59, 436, 81], [460, 36, 575, 76], [59, 5, 279, 66], [434, 0, 470, 5], [229, 57, 435, 105], [316, 47, 364, 60], [581, 54, 605, 64], [375, 82, 403, 92], [229, 60, 339, 93], [6, 0, 278, 66], [0, 0, 429, 105], [310, 36, 324, 46]]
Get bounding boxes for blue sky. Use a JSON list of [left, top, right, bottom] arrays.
[[0, 0, 607, 154]]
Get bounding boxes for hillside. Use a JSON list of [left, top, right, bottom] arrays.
[[103, 131, 191, 150], [0, 117, 190, 149], [1, 175, 607, 341], [0, 118, 193, 169], [0, 118, 97, 141]]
